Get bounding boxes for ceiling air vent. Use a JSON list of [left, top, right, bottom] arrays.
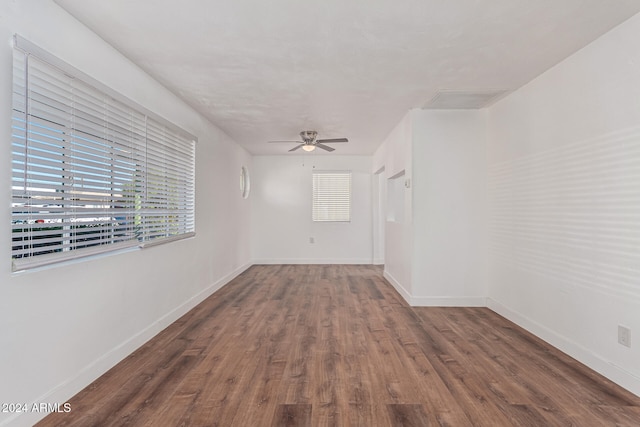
[[423, 90, 508, 110]]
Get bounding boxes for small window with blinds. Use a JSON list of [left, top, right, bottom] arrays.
[[312, 171, 351, 222], [10, 35, 196, 271]]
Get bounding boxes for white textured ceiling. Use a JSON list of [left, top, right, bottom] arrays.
[[55, 0, 640, 155]]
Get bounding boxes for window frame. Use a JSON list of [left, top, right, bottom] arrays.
[[10, 35, 197, 272], [312, 170, 352, 222]]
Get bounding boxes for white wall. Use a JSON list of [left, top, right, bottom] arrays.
[[0, 2, 252, 426], [371, 168, 386, 265], [373, 113, 413, 299], [411, 109, 488, 306], [486, 12, 640, 395], [374, 110, 487, 307], [251, 155, 372, 264]]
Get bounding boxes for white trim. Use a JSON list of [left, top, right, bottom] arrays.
[[252, 258, 372, 265], [487, 298, 640, 397], [138, 232, 196, 249], [383, 270, 411, 304], [11, 241, 139, 272], [3, 262, 252, 427], [410, 296, 487, 307]]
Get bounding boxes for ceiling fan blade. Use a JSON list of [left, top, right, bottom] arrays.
[[288, 144, 304, 152], [315, 143, 335, 152], [268, 140, 302, 143], [316, 138, 348, 143]]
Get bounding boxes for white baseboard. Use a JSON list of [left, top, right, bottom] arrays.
[[382, 270, 411, 304], [3, 262, 252, 427], [487, 298, 640, 398], [252, 258, 373, 265], [410, 296, 487, 307]]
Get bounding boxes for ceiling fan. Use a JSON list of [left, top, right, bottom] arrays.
[[268, 130, 348, 152]]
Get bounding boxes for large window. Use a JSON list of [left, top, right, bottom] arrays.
[[312, 171, 351, 222], [11, 36, 196, 271]]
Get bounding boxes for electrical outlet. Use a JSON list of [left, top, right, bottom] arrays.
[[618, 325, 631, 348], [309, 237, 315, 244]]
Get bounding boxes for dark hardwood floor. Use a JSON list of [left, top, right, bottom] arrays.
[[38, 265, 640, 426]]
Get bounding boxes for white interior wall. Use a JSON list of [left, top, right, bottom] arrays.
[[374, 110, 487, 307], [410, 109, 488, 306], [0, 2, 252, 426], [371, 168, 386, 265], [486, 12, 640, 395], [373, 113, 413, 299], [251, 155, 373, 264]]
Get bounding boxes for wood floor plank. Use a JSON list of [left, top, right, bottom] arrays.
[[36, 265, 640, 427], [412, 308, 566, 426], [449, 307, 639, 423], [387, 404, 429, 427], [272, 404, 312, 427]]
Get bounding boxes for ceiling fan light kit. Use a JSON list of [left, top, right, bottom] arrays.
[[268, 130, 349, 153]]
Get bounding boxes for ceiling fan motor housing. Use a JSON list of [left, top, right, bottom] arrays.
[[300, 130, 318, 143]]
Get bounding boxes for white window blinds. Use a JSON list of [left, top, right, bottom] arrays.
[[142, 119, 195, 243], [11, 35, 196, 271], [312, 171, 351, 222]]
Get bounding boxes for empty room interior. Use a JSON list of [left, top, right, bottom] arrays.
[[2, 0, 640, 426]]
